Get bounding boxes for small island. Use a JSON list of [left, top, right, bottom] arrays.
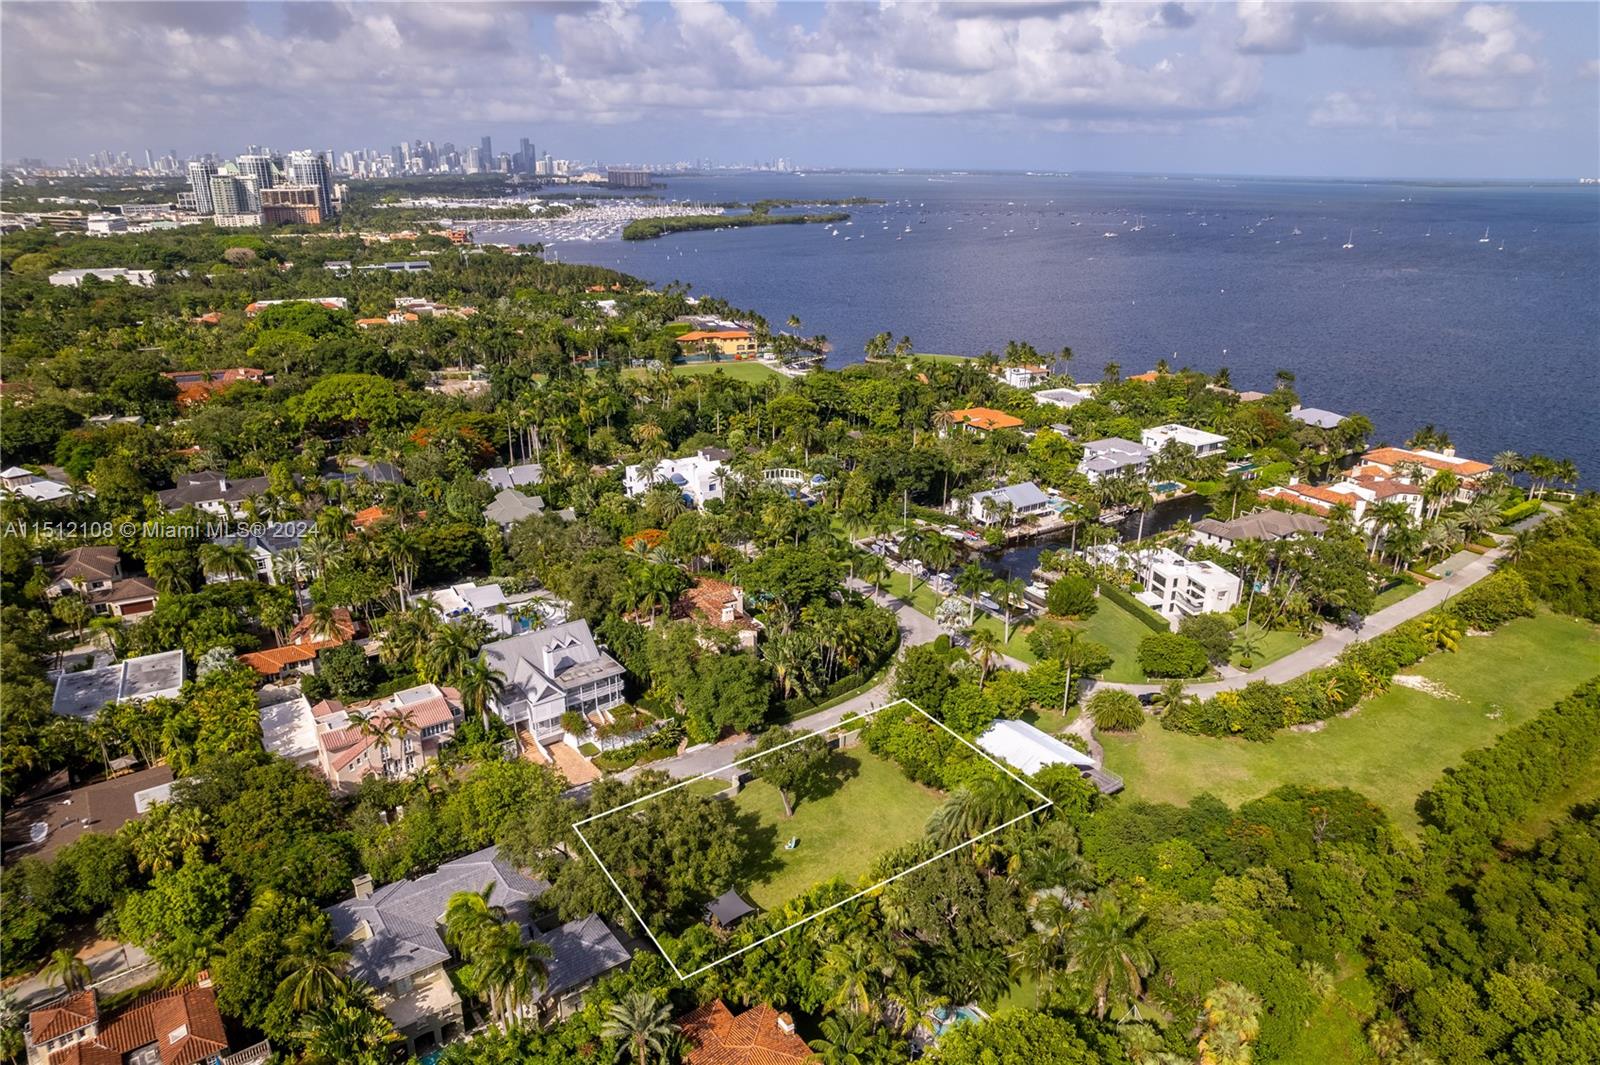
[[623, 198, 882, 240]]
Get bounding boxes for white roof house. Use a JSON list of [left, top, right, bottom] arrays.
[[0, 467, 80, 503], [48, 267, 156, 287], [1001, 365, 1051, 389], [623, 449, 729, 509], [482, 463, 544, 491], [1140, 423, 1228, 457], [51, 650, 185, 720], [413, 580, 563, 637], [977, 720, 1095, 775], [1134, 547, 1242, 623], [1289, 405, 1346, 430], [1078, 438, 1153, 482], [1034, 386, 1093, 410], [967, 481, 1052, 526]]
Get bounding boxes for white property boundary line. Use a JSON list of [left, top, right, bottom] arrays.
[[571, 697, 1053, 981]]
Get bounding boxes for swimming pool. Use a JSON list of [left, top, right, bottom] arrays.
[[928, 1005, 985, 1036]]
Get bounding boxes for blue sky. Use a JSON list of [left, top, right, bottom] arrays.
[[3, 1, 1596, 179]]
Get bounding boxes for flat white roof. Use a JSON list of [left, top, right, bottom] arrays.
[[977, 719, 1095, 775], [1142, 423, 1229, 448], [258, 694, 319, 766]]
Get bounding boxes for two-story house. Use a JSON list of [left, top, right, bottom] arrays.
[[479, 621, 626, 744], [623, 449, 730, 509], [308, 682, 464, 790], [46, 546, 158, 618]]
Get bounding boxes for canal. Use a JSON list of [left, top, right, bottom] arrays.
[[979, 494, 1213, 582]]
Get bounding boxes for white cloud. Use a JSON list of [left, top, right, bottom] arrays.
[[1416, 4, 1542, 109], [1236, 1, 1458, 54], [1309, 90, 1434, 130]]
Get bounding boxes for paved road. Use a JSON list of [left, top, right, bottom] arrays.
[[1085, 543, 1506, 698], [8, 944, 152, 1010]]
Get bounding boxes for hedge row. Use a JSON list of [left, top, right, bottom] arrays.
[[1162, 570, 1537, 741], [1498, 498, 1542, 524], [1416, 678, 1600, 868], [1096, 580, 1170, 633]]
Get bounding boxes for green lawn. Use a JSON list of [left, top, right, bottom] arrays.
[[1229, 625, 1317, 669], [731, 748, 945, 909], [1372, 579, 1424, 612], [619, 361, 786, 385], [879, 572, 1038, 663], [1071, 599, 1162, 682], [1101, 613, 1600, 833]]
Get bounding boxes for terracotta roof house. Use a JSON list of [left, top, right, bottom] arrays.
[[941, 407, 1024, 434], [672, 578, 762, 649], [309, 682, 462, 789], [239, 607, 357, 680], [163, 368, 269, 407], [680, 1000, 811, 1065], [675, 330, 758, 358], [1360, 447, 1493, 503], [24, 974, 265, 1065]]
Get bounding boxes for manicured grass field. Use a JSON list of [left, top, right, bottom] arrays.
[[1100, 613, 1600, 833], [1229, 625, 1317, 669], [1071, 598, 1162, 682], [619, 361, 786, 385], [1372, 579, 1424, 612], [731, 748, 945, 909]]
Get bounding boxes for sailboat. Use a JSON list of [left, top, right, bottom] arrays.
[[1132, 214, 1145, 232], [1291, 226, 1302, 236], [1479, 227, 1491, 244], [1498, 240, 1505, 251], [1342, 229, 1355, 250]]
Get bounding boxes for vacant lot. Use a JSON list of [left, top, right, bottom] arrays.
[[731, 747, 945, 909], [1101, 613, 1600, 832]]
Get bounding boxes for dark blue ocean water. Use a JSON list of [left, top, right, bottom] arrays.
[[505, 172, 1600, 482]]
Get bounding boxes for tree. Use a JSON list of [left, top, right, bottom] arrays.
[[966, 627, 1002, 688], [601, 991, 675, 1064], [1179, 613, 1234, 665], [956, 562, 992, 624], [456, 659, 507, 733], [925, 1008, 1101, 1065], [994, 577, 1027, 643], [317, 641, 374, 699], [1421, 611, 1463, 653], [750, 727, 833, 817], [292, 990, 403, 1065], [1064, 890, 1154, 1019], [1087, 689, 1144, 732], [1045, 575, 1097, 618], [1200, 981, 1264, 1065], [1137, 632, 1209, 678], [277, 919, 351, 1014], [44, 947, 91, 992]]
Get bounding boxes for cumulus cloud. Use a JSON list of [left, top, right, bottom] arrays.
[[1309, 90, 1434, 130], [1416, 4, 1542, 109], [1235, 1, 1457, 54]]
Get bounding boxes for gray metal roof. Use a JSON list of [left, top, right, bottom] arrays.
[[538, 914, 631, 996], [483, 464, 545, 491], [212, 522, 305, 555], [1193, 510, 1326, 543], [156, 471, 271, 509], [484, 488, 545, 527], [481, 621, 624, 704], [327, 846, 550, 988], [973, 481, 1049, 510], [1290, 407, 1345, 430]]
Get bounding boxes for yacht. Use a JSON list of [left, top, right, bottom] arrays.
[[1342, 229, 1355, 250], [1103, 231, 1119, 238]]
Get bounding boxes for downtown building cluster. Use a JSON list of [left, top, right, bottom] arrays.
[[184, 148, 337, 228]]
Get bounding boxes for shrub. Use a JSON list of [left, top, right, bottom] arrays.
[[1087, 689, 1144, 732], [1097, 581, 1170, 633], [1045, 575, 1098, 618], [1179, 613, 1234, 665], [1138, 632, 1210, 678], [1497, 498, 1541, 524]]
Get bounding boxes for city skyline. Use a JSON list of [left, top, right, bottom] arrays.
[[2, 1, 1596, 180]]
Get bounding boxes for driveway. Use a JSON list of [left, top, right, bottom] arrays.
[[1085, 544, 1505, 697], [8, 943, 153, 1010]]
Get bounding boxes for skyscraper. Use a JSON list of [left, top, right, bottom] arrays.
[[480, 136, 492, 165], [287, 150, 335, 218], [187, 159, 218, 214], [208, 173, 247, 216], [519, 137, 533, 174], [237, 154, 275, 210]]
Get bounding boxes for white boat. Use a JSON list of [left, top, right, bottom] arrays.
[[1479, 227, 1491, 243], [1342, 229, 1355, 250], [1498, 240, 1505, 251], [1291, 227, 1302, 235], [1103, 231, 1119, 238], [1132, 214, 1145, 232]]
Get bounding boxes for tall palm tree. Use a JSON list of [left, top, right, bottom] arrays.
[[819, 937, 886, 1015], [601, 991, 676, 1064], [277, 920, 350, 1013], [455, 659, 507, 733], [966, 625, 1002, 687], [956, 562, 992, 624], [424, 622, 481, 685], [1064, 891, 1154, 1019], [927, 777, 1030, 846], [994, 576, 1027, 643], [198, 542, 258, 583]]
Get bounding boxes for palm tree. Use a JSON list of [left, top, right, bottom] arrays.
[[956, 562, 991, 624], [1230, 628, 1265, 670], [198, 542, 258, 583], [1153, 679, 1190, 717], [51, 594, 93, 644], [927, 777, 1030, 846], [886, 971, 948, 1038], [602, 992, 676, 1064], [277, 920, 350, 1013], [819, 937, 886, 1014], [1200, 981, 1263, 1065], [424, 622, 481, 685], [994, 576, 1027, 643], [966, 626, 1002, 687], [455, 659, 507, 733], [1064, 891, 1154, 1019], [1421, 611, 1463, 653], [291, 991, 402, 1065], [808, 1012, 878, 1065], [855, 551, 887, 597], [45, 947, 91, 992]]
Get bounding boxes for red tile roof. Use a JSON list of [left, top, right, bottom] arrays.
[[946, 407, 1024, 431], [677, 330, 753, 342], [28, 991, 97, 1044], [30, 980, 229, 1065], [680, 1000, 811, 1065], [1362, 447, 1492, 477]]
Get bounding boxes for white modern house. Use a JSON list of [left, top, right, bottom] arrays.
[[1000, 365, 1050, 389], [1288, 405, 1346, 430], [1140, 423, 1229, 459], [623, 448, 730, 509], [47, 267, 156, 287], [1133, 547, 1242, 623], [1078, 438, 1153, 482], [966, 482, 1052, 526], [413, 580, 565, 637], [1033, 386, 1093, 410], [977, 719, 1095, 775]]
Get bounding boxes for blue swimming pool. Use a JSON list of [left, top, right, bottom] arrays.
[[929, 1005, 984, 1036]]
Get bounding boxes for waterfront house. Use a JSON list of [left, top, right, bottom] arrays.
[[1190, 510, 1327, 551], [966, 481, 1052, 526], [1078, 438, 1153, 482], [1140, 423, 1229, 459], [1288, 404, 1346, 430], [1133, 547, 1242, 623], [1260, 475, 1424, 528], [479, 620, 626, 744], [940, 407, 1025, 435], [623, 449, 729, 509], [675, 329, 758, 358], [46, 546, 158, 618], [1359, 446, 1493, 499], [51, 650, 186, 720], [1000, 365, 1051, 389]]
